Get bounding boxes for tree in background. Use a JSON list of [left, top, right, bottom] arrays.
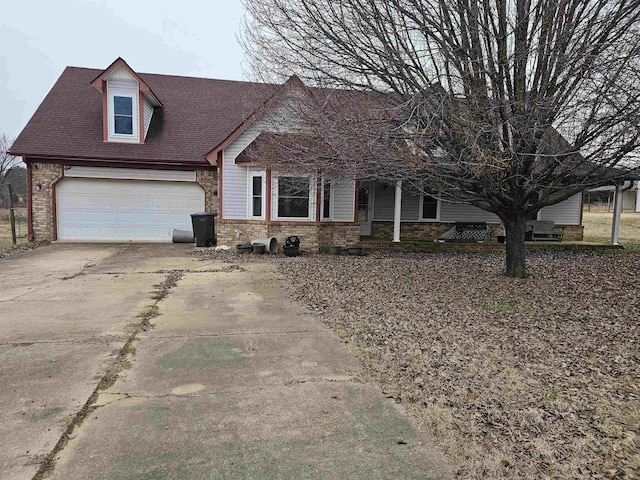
[[0, 133, 23, 205], [242, 0, 640, 277]]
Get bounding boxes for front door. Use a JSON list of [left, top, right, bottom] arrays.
[[358, 183, 374, 236]]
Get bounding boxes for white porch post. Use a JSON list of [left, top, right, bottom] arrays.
[[635, 181, 640, 213], [393, 180, 402, 243], [611, 185, 623, 245]]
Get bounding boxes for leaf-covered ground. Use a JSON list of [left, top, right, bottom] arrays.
[[192, 248, 639, 477], [271, 251, 639, 479]]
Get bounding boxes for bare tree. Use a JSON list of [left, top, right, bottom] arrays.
[[242, 0, 640, 277], [0, 133, 20, 195]]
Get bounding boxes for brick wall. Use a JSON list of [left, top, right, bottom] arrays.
[[196, 170, 218, 214], [31, 163, 63, 240], [217, 220, 360, 252], [562, 225, 584, 241], [371, 221, 454, 240]]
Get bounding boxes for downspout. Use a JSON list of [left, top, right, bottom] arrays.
[[26, 159, 34, 241]]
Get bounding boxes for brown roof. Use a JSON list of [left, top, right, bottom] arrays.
[[9, 67, 281, 168]]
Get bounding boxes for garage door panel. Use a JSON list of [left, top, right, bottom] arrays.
[[56, 178, 204, 242]]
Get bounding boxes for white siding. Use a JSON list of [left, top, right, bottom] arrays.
[[222, 105, 301, 219], [331, 180, 355, 221], [440, 202, 501, 223], [539, 193, 583, 225], [108, 66, 136, 81], [221, 124, 263, 219], [64, 166, 195, 182], [143, 98, 154, 138], [106, 77, 140, 143]]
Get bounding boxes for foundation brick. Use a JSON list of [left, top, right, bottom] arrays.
[[196, 170, 218, 214], [216, 220, 360, 252], [30, 163, 64, 240]]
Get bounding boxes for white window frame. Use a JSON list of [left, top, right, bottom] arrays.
[[272, 175, 316, 221], [321, 178, 333, 221], [419, 194, 441, 221], [248, 171, 265, 219], [108, 92, 139, 142]]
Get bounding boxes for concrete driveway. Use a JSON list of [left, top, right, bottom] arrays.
[[0, 244, 450, 480]]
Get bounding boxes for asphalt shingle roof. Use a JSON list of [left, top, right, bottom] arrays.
[[10, 67, 281, 167]]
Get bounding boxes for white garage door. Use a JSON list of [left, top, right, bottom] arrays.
[[56, 178, 205, 241]]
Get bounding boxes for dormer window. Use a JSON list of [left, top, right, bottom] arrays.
[[114, 96, 134, 135], [90, 58, 162, 144]]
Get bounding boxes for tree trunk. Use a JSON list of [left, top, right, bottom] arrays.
[[504, 216, 527, 278]]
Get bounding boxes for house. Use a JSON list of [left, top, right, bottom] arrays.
[[9, 58, 585, 250]]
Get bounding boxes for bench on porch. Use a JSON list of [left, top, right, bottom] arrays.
[[526, 220, 563, 241], [437, 222, 492, 243]]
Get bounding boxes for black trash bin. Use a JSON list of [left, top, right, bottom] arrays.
[[190, 212, 217, 247]]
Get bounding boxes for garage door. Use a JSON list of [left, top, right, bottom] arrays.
[[56, 178, 205, 241]]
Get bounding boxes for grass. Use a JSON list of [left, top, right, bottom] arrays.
[[0, 207, 28, 247], [582, 210, 640, 245]]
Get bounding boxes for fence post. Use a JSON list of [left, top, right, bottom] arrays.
[[8, 184, 16, 245]]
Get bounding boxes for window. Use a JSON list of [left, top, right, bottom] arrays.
[[421, 194, 439, 220], [251, 174, 263, 218], [113, 96, 134, 135], [277, 176, 311, 218], [322, 179, 331, 219]]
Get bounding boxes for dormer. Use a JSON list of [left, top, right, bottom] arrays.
[[90, 58, 162, 144]]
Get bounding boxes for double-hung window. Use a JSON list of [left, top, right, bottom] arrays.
[[421, 194, 439, 220], [322, 179, 331, 220], [113, 96, 134, 135], [250, 173, 264, 218]]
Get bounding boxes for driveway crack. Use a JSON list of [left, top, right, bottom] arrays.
[[31, 270, 184, 480]]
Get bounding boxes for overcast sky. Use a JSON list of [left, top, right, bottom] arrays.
[[0, 0, 247, 140]]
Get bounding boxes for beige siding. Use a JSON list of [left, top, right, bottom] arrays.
[[539, 193, 582, 225]]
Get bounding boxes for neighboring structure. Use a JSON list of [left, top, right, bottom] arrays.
[[588, 182, 640, 213], [9, 58, 584, 249]]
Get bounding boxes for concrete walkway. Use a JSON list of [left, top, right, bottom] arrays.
[[0, 244, 450, 479]]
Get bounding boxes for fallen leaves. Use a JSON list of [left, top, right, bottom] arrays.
[[275, 251, 640, 479]]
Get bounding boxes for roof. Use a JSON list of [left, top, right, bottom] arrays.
[[10, 66, 280, 168], [90, 57, 162, 107]]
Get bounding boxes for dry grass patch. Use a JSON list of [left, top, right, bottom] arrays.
[[0, 207, 28, 247], [277, 252, 640, 479], [582, 211, 640, 245]]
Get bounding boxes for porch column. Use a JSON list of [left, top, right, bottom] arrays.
[[611, 184, 623, 245], [636, 181, 640, 213], [393, 180, 402, 243]]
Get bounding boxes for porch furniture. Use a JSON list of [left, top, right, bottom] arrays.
[[525, 220, 563, 242], [437, 222, 492, 243]]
